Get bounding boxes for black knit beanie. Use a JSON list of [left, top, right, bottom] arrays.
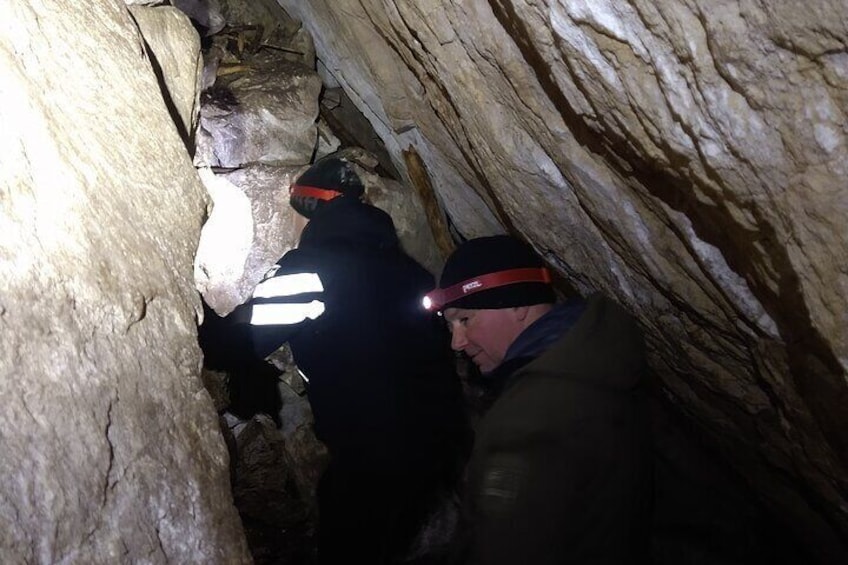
[[289, 154, 365, 218], [436, 235, 556, 310]]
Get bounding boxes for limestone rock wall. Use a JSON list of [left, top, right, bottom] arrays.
[[277, 0, 848, 561], [128, 4, 203, 146], [0, 1, 250, 562]]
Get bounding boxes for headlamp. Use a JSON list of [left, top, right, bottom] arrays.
[[422, 267, 551, 311], [290, 183, 343, 201]]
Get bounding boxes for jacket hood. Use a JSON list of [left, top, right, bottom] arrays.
[[298, 197, 400, 250], [529, 293, 646, 391]]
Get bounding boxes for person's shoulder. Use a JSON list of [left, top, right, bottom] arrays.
[[497, 355, 621, 415], [583, 292, 639, 327], [487, 366, 575, 418], [505, 363, 583, 397], [479, 371, 625, 457], [370, 247, 435, 287]]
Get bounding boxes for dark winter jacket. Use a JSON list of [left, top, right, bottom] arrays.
[[251, 198, 469, 476], [465, 293, 653, 565]]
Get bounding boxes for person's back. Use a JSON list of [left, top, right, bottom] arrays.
[[280, 199, 465, 474], [251, 195, 468, 564]]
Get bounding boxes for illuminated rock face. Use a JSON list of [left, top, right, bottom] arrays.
[[194, 52, 323, 168], [194, 164, 303, 316], [278, 0, 848, 560], [0, 2, 250, 562], [128, 4, 203, 143]]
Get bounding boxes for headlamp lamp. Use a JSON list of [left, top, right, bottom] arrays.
[[422, 267, 551, 311]]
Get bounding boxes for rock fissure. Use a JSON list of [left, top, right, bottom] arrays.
[[103, 397, 117, 499]]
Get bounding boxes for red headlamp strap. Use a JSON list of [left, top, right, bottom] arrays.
[[290, 184, 343, 201], [424, 267, 551, 311]]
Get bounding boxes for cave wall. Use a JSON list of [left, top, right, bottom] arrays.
[[276, 0, 848, 561], [1, 0, 845, 561], [0, 1, 250, 562]]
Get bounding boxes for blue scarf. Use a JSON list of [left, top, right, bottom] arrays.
[[485, 298, 587, 383]]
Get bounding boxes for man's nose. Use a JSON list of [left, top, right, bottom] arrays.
[[450, 325, 468, 351]]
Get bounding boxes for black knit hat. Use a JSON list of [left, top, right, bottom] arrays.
[[430, 235, 556, 310], [289, 153, 365, 218]]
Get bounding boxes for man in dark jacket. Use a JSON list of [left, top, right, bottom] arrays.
[[248, 154, 469, 564], [424, 235, 653, 565]]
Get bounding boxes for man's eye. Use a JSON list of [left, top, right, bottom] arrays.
[[459, 317, 469, 326]]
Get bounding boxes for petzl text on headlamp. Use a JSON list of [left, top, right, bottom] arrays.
[[422, 267, 551, 311]]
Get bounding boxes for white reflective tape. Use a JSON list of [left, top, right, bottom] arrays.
[[250, 300, 325, 326], [252, 272, 324, 299], [297, 368, 310, 384]]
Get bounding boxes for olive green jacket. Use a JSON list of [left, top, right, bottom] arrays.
[[466, 294, 653, 564]]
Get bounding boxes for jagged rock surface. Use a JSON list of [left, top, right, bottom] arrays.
[[128, 4, 203, 144], [277, 1, 848, 562], [171, 0, 227, 35], [0, 1, 250, 562], [194, 165, 304, 316], [194, 50, 322, 168]]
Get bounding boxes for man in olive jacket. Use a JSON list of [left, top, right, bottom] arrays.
[[424, 235, 653, 564]]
